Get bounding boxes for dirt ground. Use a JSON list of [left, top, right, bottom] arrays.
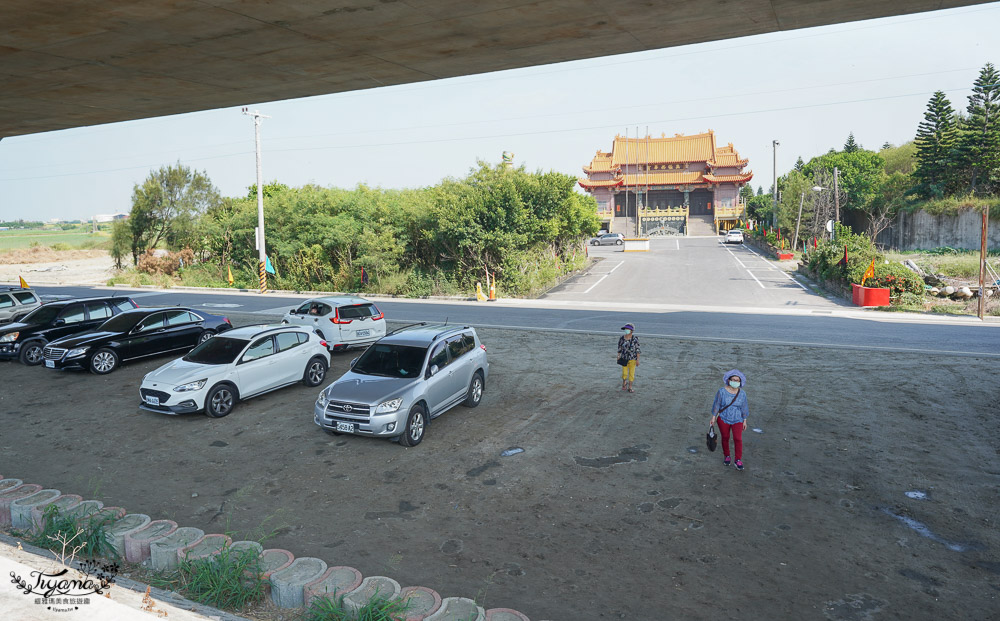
[[0, 316, 997, 620], [0, 249, 115, 285]]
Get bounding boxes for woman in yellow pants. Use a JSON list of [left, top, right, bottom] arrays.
[[617, 323, 641, 392]]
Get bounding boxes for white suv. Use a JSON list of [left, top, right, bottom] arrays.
[[139, 325, 331, 418], [0, 287, 41, 323], [281, 296, 386, 351]]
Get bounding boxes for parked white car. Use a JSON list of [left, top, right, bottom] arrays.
[[281, 296, 386, 351], [139, 325, 330, 418], [725, 229, 744, 244]]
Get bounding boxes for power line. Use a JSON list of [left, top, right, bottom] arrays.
[[0, 83, 987, 182]]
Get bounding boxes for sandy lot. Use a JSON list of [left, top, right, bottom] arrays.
[[0, 250, 115, 286], [0, 316, 997, 620]]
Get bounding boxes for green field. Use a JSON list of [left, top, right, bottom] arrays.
[[0, 228, 110, 251]]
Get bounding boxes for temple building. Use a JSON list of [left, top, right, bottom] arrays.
[[579, 130, 752, 235]]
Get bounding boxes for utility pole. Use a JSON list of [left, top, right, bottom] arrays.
[[242, 107, 270, 294], [980, 206, 989, 320], [793, 192, 805, 252], [771, 140, 779, 227], [833, 166, 840, 237]]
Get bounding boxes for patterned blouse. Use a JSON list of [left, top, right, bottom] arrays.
[[617, 335, 641, 361]]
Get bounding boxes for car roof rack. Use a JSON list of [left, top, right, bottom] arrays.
[[387, 322, 427, 336]]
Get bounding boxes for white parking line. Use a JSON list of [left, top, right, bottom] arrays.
[[607, 261, 624, 274], [676, 239, 680, 250], [738, 245, 809, 290], [583, 274, 610, 294]]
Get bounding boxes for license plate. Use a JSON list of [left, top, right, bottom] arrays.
[[145, 396, 160, 406], [336, 421, 354, 433], [44, 360, 54, 368], [355, 329, 370, 337]]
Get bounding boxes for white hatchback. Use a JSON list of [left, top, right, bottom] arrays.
[[281, 296, 386, 352], [139, 325, 331, 418]]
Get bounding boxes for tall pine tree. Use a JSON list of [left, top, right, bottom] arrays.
[[843, 133, 861, 153], [955, 63, 1000, 194], [913, 90, 957, 198]]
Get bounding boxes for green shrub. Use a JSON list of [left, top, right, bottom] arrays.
[[50, 242, 72, 251], [18, 505, 119, 560], [303, 590, 411, 621], [172, 546, 268, 611], [864, 262, 924, 297]]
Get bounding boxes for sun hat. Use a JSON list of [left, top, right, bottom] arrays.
[[620, 323, 635, 331], [723, 369, 746, 385]]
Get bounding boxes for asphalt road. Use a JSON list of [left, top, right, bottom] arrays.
[[28, 283, 1000, 358]]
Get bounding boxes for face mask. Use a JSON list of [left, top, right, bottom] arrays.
[[625, 330, 632, 335], [728, 380, 741, 388]]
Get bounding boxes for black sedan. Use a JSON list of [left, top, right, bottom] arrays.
[[41, 307, 232, 374]]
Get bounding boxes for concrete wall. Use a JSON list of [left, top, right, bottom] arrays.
[[876, 209, 999, 251]]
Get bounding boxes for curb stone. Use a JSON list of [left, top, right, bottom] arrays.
[[124, 519, 177, 564], [179, 532, 231, 562], [149, 527, 204, 572], [426, 597, 486, 620], [400, 586, 443, 620], [303, 565, 363, 607], [342, 575, 401, 612], [270, 556, 327, 608], [486, 609, 532, 620], [31, 494, 82, 531], [0, 483, 40, 526], [9, 489, 60, 530], [107, 514, 151, 558]]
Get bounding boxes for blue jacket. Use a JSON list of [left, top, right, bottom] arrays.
[[712, 388, 749, 425]]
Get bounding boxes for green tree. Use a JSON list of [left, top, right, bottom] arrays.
[[913, 90, 958, 198], [127, 163, 220, 263], [739, 185, 755, 203], [844, 133, 861, 153], [954, 63, 1000, 194], [794, 156, 805, 171], [109, 220, 131, 270], [880, 141, 917, 176], [803, 149, 885, 214]]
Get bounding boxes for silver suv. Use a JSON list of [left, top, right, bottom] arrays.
[[314, 324, 488, 447], [0, 286, 41, 323]]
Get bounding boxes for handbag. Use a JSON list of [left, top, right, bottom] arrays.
[[617, 355, 628, 366], [706, 425, 717, 452]]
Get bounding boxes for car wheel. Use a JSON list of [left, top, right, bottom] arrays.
[[19, 340, 44, 366], [591, 240, 599, 246], [302, 356, 328, 387], [462, 372, 484, 408], [616, 239, 623, 245], [398, 404, 426, 447], [198, 329, 215, 344], [89, 348, 119, 374], [205, 384, 236, 418]]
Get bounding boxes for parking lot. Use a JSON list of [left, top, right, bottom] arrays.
[[1, 313, 998, 620]]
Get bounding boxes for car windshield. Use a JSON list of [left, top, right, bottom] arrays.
[[352, 343, 426, 378], [19, 305, 61, 325], [183, 337, 249, 365], [97, 313, 142, 333]]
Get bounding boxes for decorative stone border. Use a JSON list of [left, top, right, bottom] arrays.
[[1, 476, 535, 619], [9, 488, 60, 531], [31, 494, 82, 531], [124, 519, 177, 563]]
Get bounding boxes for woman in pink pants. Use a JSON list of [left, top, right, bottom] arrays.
[[710, 369, 750, 471]]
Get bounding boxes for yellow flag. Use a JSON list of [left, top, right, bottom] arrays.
[[861, 259, 875, 286], [19, 276, 29, 288], [227, 265, 234, 286]]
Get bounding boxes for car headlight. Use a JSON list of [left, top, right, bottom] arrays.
[[174, 379, 208, 392], [375, 398, 403, 414], [0, 332, 18, 343], [67, 347, 89, 358], [317, 390, 328, 408]]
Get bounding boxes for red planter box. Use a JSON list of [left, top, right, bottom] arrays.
[[775, 251, 794, 260], [852, 283, 890, 307]]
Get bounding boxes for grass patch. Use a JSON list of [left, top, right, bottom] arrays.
[[0, 229, 111, 251], [899, 195, 1000, 219], [150, 545, 269, 612], [106, 269, 175, 288], [15, 505, 120, 561], [885, 249, 1000, 280], [302, 591, 412, 621]]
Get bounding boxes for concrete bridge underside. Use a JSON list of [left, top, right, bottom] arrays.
[[2, 0, 991, 138]]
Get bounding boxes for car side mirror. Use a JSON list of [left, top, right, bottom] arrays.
[[350, 357, 358, 367], [54, 318, 65, 326], [428, 364, 439, 377]]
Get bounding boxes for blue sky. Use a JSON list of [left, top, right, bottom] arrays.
[[2, 3, 1000, 222]]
